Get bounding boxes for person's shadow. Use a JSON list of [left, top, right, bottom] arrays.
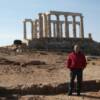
[[67, 80, 100, 99]]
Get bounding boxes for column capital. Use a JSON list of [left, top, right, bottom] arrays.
[[80, 15, 84, 18], [38, 13, 42, 15], [43, 13, 46, 16], [46, 13, 51, 16], [72, 15, 76, 18], [54, 14, 59, 17], [64, 14, 69, 17], [80, 16, 84, 22]]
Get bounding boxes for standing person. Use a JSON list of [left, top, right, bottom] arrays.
[[65, 44, 87, 96]]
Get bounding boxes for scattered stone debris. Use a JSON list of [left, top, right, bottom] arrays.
[[0, 57, 46, 67], [21, 60, 46, 67], [0, 58, 20, 65], [92, 62, 96, 65]]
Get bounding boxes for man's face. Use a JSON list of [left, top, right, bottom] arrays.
[[74, 45, 80, 53]]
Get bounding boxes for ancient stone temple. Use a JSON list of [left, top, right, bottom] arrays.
[[23, 11, 84, 40], [22, 11, 100, 54]]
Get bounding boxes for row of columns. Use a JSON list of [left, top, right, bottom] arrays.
[[46, 14, 84, 38], [23, 13, 84, 40]]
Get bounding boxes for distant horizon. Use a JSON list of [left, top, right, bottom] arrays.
[[0, 0, 100, 46]]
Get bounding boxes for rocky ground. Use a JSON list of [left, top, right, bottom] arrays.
[[0, 47, 100, 100]]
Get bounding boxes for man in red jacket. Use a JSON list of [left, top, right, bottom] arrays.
[[65, 44, 87, 96]]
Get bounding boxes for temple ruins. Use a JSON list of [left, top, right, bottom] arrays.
[[23, 11, 84, 40], [22, 11, 100, 53]]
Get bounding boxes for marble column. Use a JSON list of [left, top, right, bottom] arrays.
[[64, 15, 69, 38], [34, 20, 38, 38], [80, 16, 84, 38], [31, 21, 34, 39], [43, 13, 48, 38], [39, 13, 43, 38], [53, 22, 56, 37], [55, 14, 60, 38], [23, 21, 27, 40], [47, 14, 51, 38], [72, 16, 76, 38], [32, 21, 36, 39], [59, 23, 63, 38]]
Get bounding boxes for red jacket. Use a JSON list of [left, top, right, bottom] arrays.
[[65, 51, 87, 70]]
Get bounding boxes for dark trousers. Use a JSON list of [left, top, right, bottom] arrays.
[[68, 69, 83, 94]]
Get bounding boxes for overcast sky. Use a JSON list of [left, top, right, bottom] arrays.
[[0, 0, 100, 46]]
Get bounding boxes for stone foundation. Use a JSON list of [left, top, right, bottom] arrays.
[[26, 38, 100, 55]]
